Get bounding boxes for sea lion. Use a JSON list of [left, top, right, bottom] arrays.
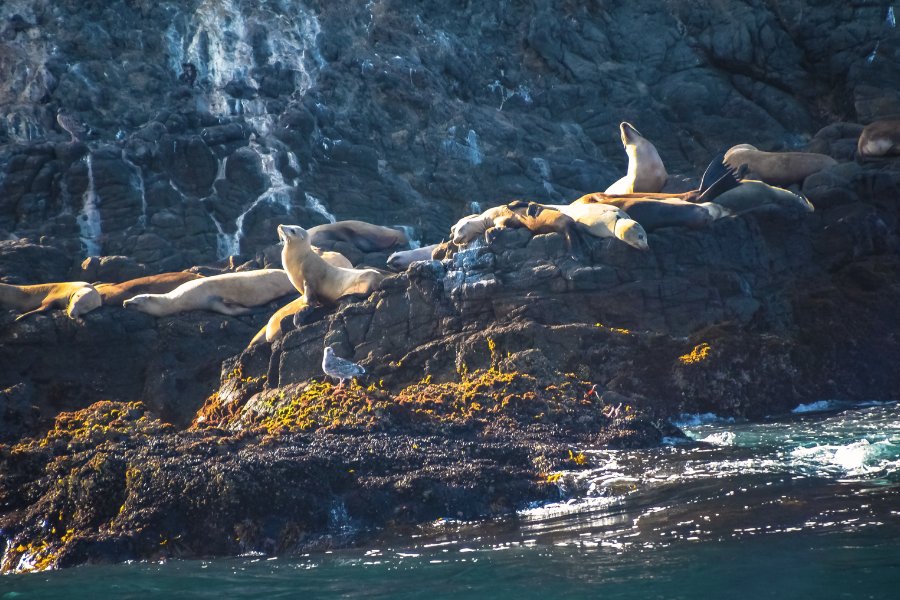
[[307, 220, 409, 253], [247, 250, 355, 346], [123, 269, 295, 317], [708, 180, 815, 216], [431, 240, 462, 261], [278, 224, 385, 305], [605, 122, 668, 194], [95, 272, 204, 306], [546, 203, 649, 250], [724, 144, 837, 186], [0, 281, 101, 320], [248, 296, 311, 347], [857, 120, 900, 158], [573, 194, 715, 231], [486, 202, 580, 250], [451, 206, 507, 245], [387, 244, 441, 271]]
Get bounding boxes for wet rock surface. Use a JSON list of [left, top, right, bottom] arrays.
[[2, 0, 900, 573]]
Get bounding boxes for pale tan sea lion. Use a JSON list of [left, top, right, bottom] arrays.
[[573, 194, 714, 231], [605, 122, 668, 194], [248, 296, 310, 347], [247, 250, 354, 347], [95, 272, 204, 306], [857, 120, 900, 157], [386, 244, 441, 271], [547, 203, 649, 250], [0, 281, 101, 321], [122, 269, 296, 317], [307, 220, 409, 253], [724, 144, 837, 186], [451, 206, 507, 245], [278, 224, 385, 305]]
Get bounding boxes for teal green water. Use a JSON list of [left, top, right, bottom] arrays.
[[4, 401, 899, 599]]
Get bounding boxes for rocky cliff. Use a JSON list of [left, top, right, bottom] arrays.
[[2, 0, 900, 573]]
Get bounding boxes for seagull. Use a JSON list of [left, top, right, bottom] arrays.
[[322, 346, 365, 388], [56, 109, 86, 143]]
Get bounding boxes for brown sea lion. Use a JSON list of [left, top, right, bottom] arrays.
[[278, 224, 385, 305], [724, 144, 837, 186], [0, 281, 101, 321], [605, 122, 668, 194], [487, 202, 580, 249], [307, 220, 409, 253], [857, 120, 900, 158], [123, 270, 296, 317], [95, 272, 204, 306]]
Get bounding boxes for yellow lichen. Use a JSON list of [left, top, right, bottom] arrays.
[[679, 343, 712, 365], [568, 450, 587, 466]]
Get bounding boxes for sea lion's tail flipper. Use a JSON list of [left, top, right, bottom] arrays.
[[697, 159, 747, 204], [697, 151, 730, 194], [248, 325, 268, 347], [14, 303, 52, 321]]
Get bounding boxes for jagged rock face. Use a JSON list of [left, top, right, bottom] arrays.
[[1, 1, 898, 268]]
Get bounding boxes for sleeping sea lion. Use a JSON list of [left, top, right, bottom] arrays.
[[605, 122, 668, 194], [123, 270, 296, 317], [278, 224, 385, 305], [572, 194, 715, 231], [857, 120, 900, 158], [1, 281, 101, 320], [724, 144, 837, 186], [387, 244, 441, 271], [95, 272, 204, 305], [486, 202, 580, 250], [708, 180, 815, 216], [307, 220, 409, 253], [546, 203, 649, 250]]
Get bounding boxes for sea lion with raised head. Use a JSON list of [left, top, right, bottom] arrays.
[[95, 272, 204, 306], [307, 220, 409, 254], [123, 270, 296, 317], [605, 122, 668, 194], [278, 224, 385, 305], [247, 250, 355, 346], [387, 244, 441, 271], [724, 144, 836, 186], [857, 120, 900, 158], [1, 281, 101, 321]]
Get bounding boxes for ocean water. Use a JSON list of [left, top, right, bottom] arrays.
[[4, 401, 899, 599]]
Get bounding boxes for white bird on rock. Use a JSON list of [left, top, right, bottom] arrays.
[[322, 346, 365, 388]]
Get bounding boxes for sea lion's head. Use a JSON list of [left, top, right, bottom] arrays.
[[620, 122, 642, 146], [123, 294, 167, 316], [452, 215, 486, 245], [277, 224, 312, 249], [67, 285, 101, 318], [615, 218, 650, 251]]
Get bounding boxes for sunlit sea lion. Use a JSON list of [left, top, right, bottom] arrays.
[[387, 244, 441, 271], [123, 270, 295, 316], [95, 272, 204, 306], [1, 281, 101, 320], [605, 122, 668, 194], [278, 224, 385, 305]]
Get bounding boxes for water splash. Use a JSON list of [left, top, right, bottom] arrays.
[[396, 225, 421, 249], [77, 154, 103, 257], [469, 201, 482, 214], [167, 0, 323, 126], [304, 192, 336, 223], [121, 152, 147, 227], [888, 5, 896, 28], [214, 146, 297, 258]]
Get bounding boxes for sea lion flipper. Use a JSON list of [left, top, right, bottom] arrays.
[[209, 296, 253, 316], [698, 152, 729, 194]]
